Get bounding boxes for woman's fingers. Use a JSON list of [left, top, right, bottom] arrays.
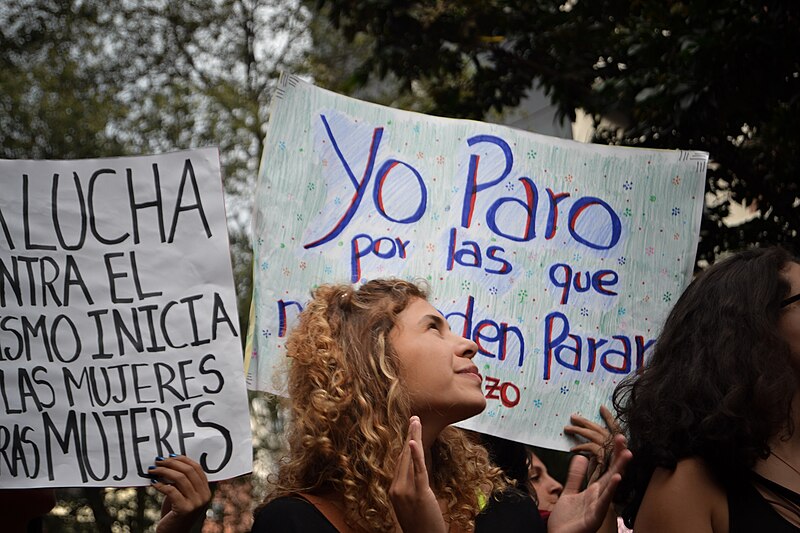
[[569, 442, 604, 455], [606, 434, 632, 478], [565, 405, 621, 472], [564, 422, 605, 444], [409, 417, 429, 488], [394, 420, 415, 488], [561, 454, 590, 495], [568, 413, 605, 433], [389, 417, 447, 533], [600, 405, 621, 433], [149, 455, 211, 513]]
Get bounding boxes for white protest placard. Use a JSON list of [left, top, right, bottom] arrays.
[[249, 75, 707, 450], [0, 148, 252, 487]]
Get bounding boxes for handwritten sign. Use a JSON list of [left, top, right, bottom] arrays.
[[249, 75, 707, 450], [0, 148, 252, 487]]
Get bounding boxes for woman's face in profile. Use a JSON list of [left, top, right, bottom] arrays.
[[389, 297, 486, 427], [528, 453, 563, 512]]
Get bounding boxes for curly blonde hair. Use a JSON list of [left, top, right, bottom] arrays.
[[263, 279, 507, 531]]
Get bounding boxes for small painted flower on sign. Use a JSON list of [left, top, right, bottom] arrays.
[[527, 149, 537, 159], [623, 180, 633, 191], [260, 261, 269, 271], [672, 175, 682, 186], [580, 307, 589, 317], [560, 386, 569, 395], [533, 399, 543, 408], [663, 291, 672, 302], [671, 207, 681, 216], [489, 286, 498, 295], [618, 256, 627, 265]]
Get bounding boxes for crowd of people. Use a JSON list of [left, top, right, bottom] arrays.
[[5, 245, 800, 532]]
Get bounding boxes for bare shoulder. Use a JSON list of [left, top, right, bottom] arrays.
[[635, 457, 728, 533]]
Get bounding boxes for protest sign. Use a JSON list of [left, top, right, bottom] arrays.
[[0, 148, 252, 487], [248, 74, 707, 450]]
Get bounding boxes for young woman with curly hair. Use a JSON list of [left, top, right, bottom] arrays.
[[253, 279, 630, 532], [613, 246, 800, 531]]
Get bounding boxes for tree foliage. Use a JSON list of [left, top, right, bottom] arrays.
[[318, 0, 800, 262]]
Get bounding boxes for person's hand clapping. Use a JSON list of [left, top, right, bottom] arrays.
[[389, 416, 447, 533], [547, 434, 632, 533]]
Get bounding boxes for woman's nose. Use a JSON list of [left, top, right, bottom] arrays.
[[456, 335, 478, 359]]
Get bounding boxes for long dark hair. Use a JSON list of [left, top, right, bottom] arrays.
[[613, 246, 797, 525]]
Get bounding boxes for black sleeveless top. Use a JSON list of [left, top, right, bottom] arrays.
[[253, 491, 545, 532], [728, 473, 800, 532]]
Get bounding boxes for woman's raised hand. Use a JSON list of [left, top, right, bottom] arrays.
[[389, 416, 448, 533], [547, 434, 632, 533]]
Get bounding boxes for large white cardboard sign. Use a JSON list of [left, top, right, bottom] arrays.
[[249, 75, 707, 450], [0, 148, 252, 487]]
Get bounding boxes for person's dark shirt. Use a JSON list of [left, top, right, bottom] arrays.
[[252, 497, 338, 532]]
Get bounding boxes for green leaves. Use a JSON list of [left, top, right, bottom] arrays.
[[316, 0, 800, 264]]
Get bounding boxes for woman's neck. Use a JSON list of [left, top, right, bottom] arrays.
[[756, 391, 800, 488], [769, 392, 800, 456], [420, 416, 446, 475]]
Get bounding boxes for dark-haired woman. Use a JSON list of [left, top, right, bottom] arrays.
[[614, 247, 800, 531]]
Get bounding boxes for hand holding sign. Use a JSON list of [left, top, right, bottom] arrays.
[[153, 455, 212, 533], [564, 405, 620, 482]]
